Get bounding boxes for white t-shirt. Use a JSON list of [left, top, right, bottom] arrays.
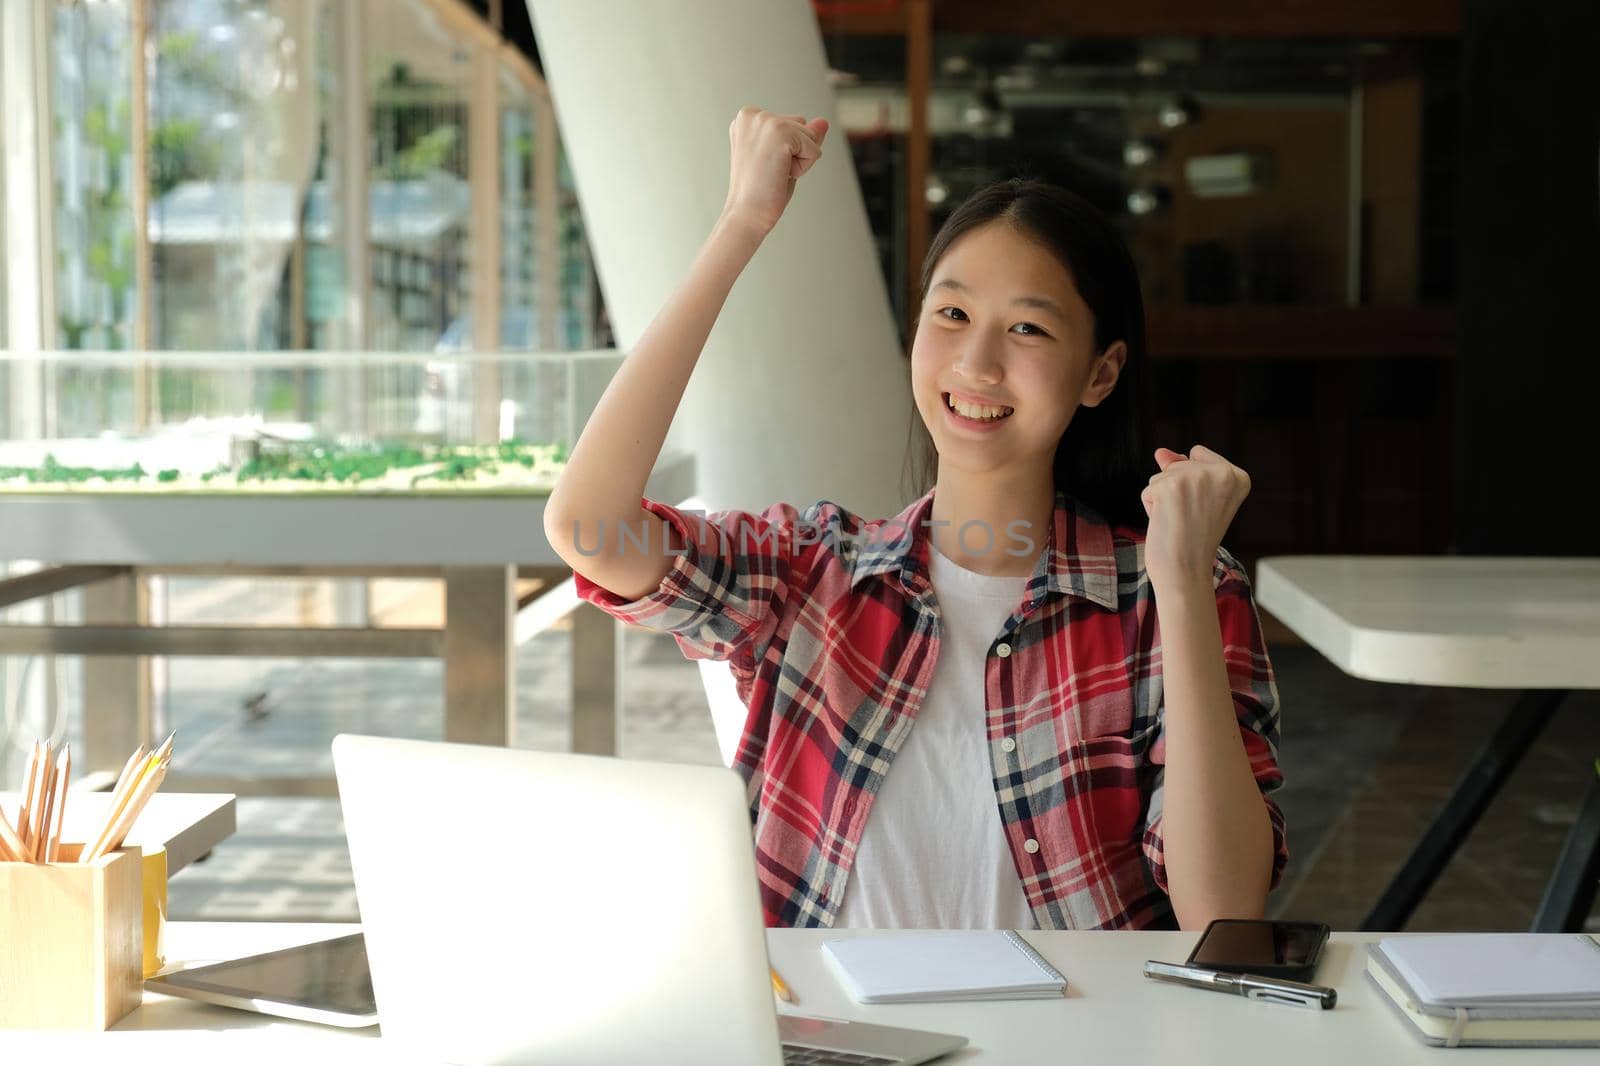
[[832, 543, 1037, 929]]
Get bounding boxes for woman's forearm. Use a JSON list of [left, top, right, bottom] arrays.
[[1153, 575, 1274, 929], [549, 211, 764, 532], [545, 213, 766, 593]]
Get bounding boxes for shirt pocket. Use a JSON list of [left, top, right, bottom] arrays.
[[1054, 684, 1153, 850], [1065, 731, 1147, 850]]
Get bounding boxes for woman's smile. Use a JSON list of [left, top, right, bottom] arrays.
[[941, 389, 1015, 433]]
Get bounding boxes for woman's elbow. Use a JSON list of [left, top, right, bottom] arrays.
[[543, 495, 581, 569]]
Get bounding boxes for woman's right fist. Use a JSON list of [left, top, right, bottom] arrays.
[[721, 106, 829, 238]]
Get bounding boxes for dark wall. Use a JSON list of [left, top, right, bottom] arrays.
[[1457, 0, 1600, 553], [460, 0, 541, 68]]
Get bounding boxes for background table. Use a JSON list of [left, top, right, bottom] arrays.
[[3, 923, 1595, 1063], [0, 454, 693, 789], [0, 790, 233, 873], [1257, 555, 1600, 931]]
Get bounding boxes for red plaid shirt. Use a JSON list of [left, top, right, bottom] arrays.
[[576, 489, 1287, 929]]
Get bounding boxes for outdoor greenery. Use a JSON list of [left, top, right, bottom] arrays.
[[0, 439, 567, 491], [59, 95, 136, 351], [231, 438, 566, 488], [0, 454, 153, 485]]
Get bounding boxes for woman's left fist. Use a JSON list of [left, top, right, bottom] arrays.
[[1140, 444, 1251, 590]]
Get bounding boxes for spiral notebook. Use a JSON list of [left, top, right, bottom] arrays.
[[821, 931, 1068, 1004]]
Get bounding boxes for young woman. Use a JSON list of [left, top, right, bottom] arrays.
[[544, 106, 1285, 932]]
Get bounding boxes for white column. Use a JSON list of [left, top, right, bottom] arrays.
[[525, 0, 913, 517], [0, 1, 58, 774], [336, 0, 372, 627], [338, 0, 371, 354], [3, 0, 55, 437], [468, 38, 502, 442]]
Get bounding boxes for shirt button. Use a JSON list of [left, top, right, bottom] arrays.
[[1001, 737, 1017, 753], [995, 642, 1012, 658], [1024, 838, 1040, 855]]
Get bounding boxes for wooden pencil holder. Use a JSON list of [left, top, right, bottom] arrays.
[[0, 845, 144, 1030]]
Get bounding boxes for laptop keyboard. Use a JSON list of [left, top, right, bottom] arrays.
[[782, 1046, 899, 1065]]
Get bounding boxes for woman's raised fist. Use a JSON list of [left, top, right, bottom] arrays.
[[720, 105, 829, 237]]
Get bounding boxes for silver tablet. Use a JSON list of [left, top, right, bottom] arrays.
[[145, 931, 378, 1028]]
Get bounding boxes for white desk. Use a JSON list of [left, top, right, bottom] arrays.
[[1257, 556, 1600, 932], [0, 791, 233, 873], [1, 923, 1592, 1064], [1256, 555, 1600, 689]]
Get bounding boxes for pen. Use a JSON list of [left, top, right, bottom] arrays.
[[1143, 960, 1337, 1010]]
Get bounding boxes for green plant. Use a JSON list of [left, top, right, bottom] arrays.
[[379, 125, 461, 181]]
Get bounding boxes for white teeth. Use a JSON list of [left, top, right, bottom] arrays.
[[946, 394, 1013, 421]]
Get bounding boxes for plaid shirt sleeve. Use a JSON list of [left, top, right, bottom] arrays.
[[1140, 547, 1289, 894], [572, 496, 819, 664]]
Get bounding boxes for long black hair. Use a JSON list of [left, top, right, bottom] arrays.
[[905, 178, 1152, 528]]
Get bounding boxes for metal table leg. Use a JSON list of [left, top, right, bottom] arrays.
[[1531, 765, 1600, 932], [570, 602, 619, 756], [1361, 689, 1568, 931], [81, 571, 152, 774], [442, 566, 515, 746]]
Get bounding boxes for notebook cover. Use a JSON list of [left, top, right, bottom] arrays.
[[1375, 934, 1600, 1006], [1365, 946, 1600, 1049], [821, 932, 1067, 1004]]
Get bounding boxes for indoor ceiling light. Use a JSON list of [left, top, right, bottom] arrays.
[[1126, 185, 1172, 216], [963, 86, 1003, 129], [1123, 138, 1165, 168], [1157, 94, 1202, 130]]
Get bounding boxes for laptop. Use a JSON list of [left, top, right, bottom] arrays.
[[331, 734, 968, 1066]]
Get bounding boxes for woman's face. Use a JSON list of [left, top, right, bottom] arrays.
[[910, 221, 1123, 484]]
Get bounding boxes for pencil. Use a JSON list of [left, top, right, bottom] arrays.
[[31, 744, 58, 862], [92, 757, 169, 861], [112, 744, 149, 799], [84, 749, 155, 863], [45, 745, 69, 862], [17, 740, 41, 854], [770, 966, 794, 1004], [84, 729, 173, 857]]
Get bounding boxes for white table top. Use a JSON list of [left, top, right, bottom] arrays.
[[0, 791, 234, 873], [1256, 555, 1600, 689], [2, 922, 1593, 1063], [0, 453, 693, 567]]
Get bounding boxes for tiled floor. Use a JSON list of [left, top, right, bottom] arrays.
[[1273, 672, 1600, 932], [163, 617, 721, 920], [149, 606, 1600, 932]]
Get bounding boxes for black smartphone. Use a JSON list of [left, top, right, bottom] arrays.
[[1184, 918, 1331, 981]]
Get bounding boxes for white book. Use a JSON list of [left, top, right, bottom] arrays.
[[1366, 945, 1600, 1049], [1377, 934, 1600, 1008], [821, 931, 1067, 1004]]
